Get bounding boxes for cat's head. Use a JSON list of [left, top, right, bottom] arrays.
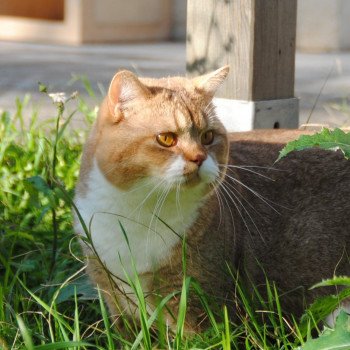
[[92, 66, 229, 194]]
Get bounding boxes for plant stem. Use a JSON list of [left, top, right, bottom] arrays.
[[49, 208, 58, 274], [48, 103, 64, 276]]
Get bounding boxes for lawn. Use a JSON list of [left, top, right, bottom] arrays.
[[0, 85, 349, 350]]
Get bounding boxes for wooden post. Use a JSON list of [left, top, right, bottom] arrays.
[[187, 0, 299, 131]]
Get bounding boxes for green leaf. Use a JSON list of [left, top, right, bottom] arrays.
[[24, 176, 58, 208], [312, 277, 350, 289], [300, 288, 350, 337], [25, 176, 51, 196], [38, 82, 48, 93], [277, 128, 350, 161], [12, 259, 38, 273], [23, 179, 40, 208], [299, 310, 350, 350], [55, 276, 98, 304]]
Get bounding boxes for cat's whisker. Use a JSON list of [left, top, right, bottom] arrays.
[[99, 162, 127, 177], [221, 165, 275, 181], [153, 184, 172, 235], [219, 166, 292, 211], [219, 182, 249, 229], [219, 181, 266, 243], [213, 181, 243, 261], [221, 171, 281, 214], [146, 186, 168, 251], [129, 179, 167, 220], [101, 161, 148, 181], [148, 182, 172, 239], [125, 179, 157, 194], [147, 183, 177, 253], [223, 179, 266, 220], [219, 163, 286, 172], [214, 181, 236, 238], [175, 180, 183, 221], [220, 181, 267, 243], [210, 183, 223, 229]]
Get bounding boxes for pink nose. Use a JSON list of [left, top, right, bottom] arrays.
[[191, 153, 207, 167]]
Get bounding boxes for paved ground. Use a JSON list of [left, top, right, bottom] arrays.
[[1, 41, 350, 129]]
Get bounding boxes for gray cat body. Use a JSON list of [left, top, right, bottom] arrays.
[[165, 130, 350, 325]]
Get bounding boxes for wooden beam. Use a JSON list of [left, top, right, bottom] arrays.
[[253, 0, 297, 100], [0, 0, 64, 21], [187, 0, 299, 131]]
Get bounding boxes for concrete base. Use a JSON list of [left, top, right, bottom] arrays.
[[213, 97, 299, 132]]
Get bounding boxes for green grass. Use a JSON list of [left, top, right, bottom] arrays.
[[0, 86, 348, 349]]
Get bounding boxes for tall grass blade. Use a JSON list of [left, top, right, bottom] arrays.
[[222, 306, 231, 350], [97, 288, 115, 350], [34, 341, 103, 350], [17, 315, 34, 350], [191, 280, 220, 336], [73, 288, 81, 348], [131, 292, 177, 350], [118, 221, 152, 350], [174, 276, 191, 350], [17, 279, 73, 335]]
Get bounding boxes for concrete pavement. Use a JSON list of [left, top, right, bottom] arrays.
[[0, 41, 349, 129]]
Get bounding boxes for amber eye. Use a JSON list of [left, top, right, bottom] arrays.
[[156, 132, 177, 147], [201, 130, 214, 145]]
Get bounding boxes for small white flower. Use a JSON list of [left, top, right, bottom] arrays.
[[70, 91, 79, 99], [48, 92, 67, 104]]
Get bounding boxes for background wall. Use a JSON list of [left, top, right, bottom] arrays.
[[171, 0, 186, 40], [297, 0, 350, 52]]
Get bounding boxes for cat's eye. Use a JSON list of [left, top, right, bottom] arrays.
[[201, 130, 214, 145], [156, 132, 177, 147]]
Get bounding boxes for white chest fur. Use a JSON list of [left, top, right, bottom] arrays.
[[75, 159, 212, 280]]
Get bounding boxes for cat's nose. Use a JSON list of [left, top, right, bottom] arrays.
[[191, 153, 207, 167]]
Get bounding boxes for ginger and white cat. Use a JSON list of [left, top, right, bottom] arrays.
[[74, 67, 350, 331]]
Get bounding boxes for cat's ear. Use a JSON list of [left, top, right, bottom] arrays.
[[108, 70, 150, 122], [192, 65, 230, 99]]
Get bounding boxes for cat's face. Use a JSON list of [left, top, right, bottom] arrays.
[[93, 67, 229, 194]]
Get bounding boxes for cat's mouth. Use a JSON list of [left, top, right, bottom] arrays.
[[183, 171, 202, 187]]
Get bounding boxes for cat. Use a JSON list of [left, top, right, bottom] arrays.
[[74, 66, 350, 332]]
